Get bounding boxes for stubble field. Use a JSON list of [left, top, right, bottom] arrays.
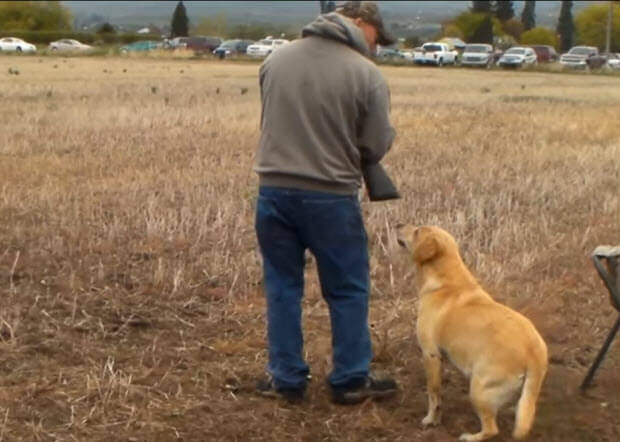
[[0, 56, 619, 441]]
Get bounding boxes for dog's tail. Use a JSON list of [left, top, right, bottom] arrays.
[[513, 343, 548, 440]]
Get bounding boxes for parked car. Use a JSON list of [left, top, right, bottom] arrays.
[[400, 49, 415, 62], [413, 42, 457, 66], [586, 52, 612, 69], [49, 39, 93, 52], [120, 40, 162, 53], [164, 37, 189, 49], [497, 47, 537, 67], [530, 45, 558, 63], [213, 39, 254, 58], [559, 46, 598, 69], [185, 36, 222, 54], [0, 37, 36, 53], [460, 44, 494, 67], [606, 53, 620, 70], [246, 38, 289, 57], [376, 47, 405, 61]]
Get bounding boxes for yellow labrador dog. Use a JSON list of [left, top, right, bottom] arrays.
[[397, 225, 548, 441]]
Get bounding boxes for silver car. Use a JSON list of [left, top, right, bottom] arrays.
[[497, 47, 538, 67], [49, 39, 93, 51], [606, 53, 620, 70], [461, 44, 494, 67]]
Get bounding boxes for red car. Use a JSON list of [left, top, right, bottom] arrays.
[[185, 36, 222, 54], [530, 45, 558, 63]]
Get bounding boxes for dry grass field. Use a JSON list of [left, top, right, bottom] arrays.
[[0, 55, 619, 441]]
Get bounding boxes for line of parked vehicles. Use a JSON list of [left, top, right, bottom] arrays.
[[379, 40, 620, 70], [1, 35, 619, 71], [160, 35, 291, 58], [0, 35, 291, 59]]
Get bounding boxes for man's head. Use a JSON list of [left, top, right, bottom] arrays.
[[336, 1, 395, 53]]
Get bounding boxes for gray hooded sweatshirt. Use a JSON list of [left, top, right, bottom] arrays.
[[254, 12, 395, 195]]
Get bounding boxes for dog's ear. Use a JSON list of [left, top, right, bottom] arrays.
[[413, 235, 439, 263]]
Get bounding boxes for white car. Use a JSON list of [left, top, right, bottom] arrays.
[[606, 53, 620, 70], [49, 39, 93, 52], [0, 37, 36, 53], [246, 38, 289, 57], [413, 42, 457, 66], [461, 43, 494, 67], [400, 49, 415, 62], [497, 47, 537, 68]]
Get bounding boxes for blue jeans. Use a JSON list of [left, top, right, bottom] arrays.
[[255, 186, 372, 390]]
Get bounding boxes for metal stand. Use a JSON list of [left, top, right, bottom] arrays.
[[580, 246, 620, 392], [580, 317, 620, 391]]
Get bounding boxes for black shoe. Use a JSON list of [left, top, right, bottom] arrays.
[[256, 375, 305, 403], [330, 371, 398, 405]]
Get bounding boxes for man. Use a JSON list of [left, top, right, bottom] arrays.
[[254, 1, 397, 404]]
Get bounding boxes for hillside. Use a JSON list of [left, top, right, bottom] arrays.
[[63, 1, 602, 31]]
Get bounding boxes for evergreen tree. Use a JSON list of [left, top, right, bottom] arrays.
[[556, 0, 575, 51], [495, 1, 515, 22], [521, 0, 536, 31], [170, 1, 189, 38], [471, 1, 493, 14], [471, 14, 494, 43]]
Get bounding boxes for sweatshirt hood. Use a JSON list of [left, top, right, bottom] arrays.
[[301, 12, 370, 57]]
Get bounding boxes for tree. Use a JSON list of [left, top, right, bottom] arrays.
[[495, 0, 515, 21], [36, 1, 72, 31], [471, 14, 494, 44], [195, 14, 227, 37], [556, 0, 575, 52], [96, 22, 116, 34], [452, 11, 501, 42], [0, 1, 72, 31], [170, 0, 189, 38], [521, 26, 558, 48], [575, 3, 620, 52], [502, 18, 523, 40], [442, 23, 465, 40], [495, 34, 518, 50], [403, 35, 422, 48], [521, 0, 536, 31], [471, 1, 492, 14]]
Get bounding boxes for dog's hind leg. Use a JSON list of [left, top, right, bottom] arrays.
[[421, 349, 442, 427], [458, 376, 506, 441]]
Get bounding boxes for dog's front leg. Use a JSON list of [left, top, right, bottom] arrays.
[[421, 348, 442, 426]]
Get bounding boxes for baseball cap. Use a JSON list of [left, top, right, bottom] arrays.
[[336, 1, 396, 46]]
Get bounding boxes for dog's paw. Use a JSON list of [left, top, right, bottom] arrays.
[[421, 414, 440, 427], [458, 433, 484, 442]]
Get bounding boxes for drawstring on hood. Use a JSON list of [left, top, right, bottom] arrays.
[[302, 12, 370, 57]]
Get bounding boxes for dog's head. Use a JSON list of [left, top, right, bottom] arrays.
[[396, 224, 459, 266]]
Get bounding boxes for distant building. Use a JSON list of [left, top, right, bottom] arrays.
[[137, 25, 162, 35]]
